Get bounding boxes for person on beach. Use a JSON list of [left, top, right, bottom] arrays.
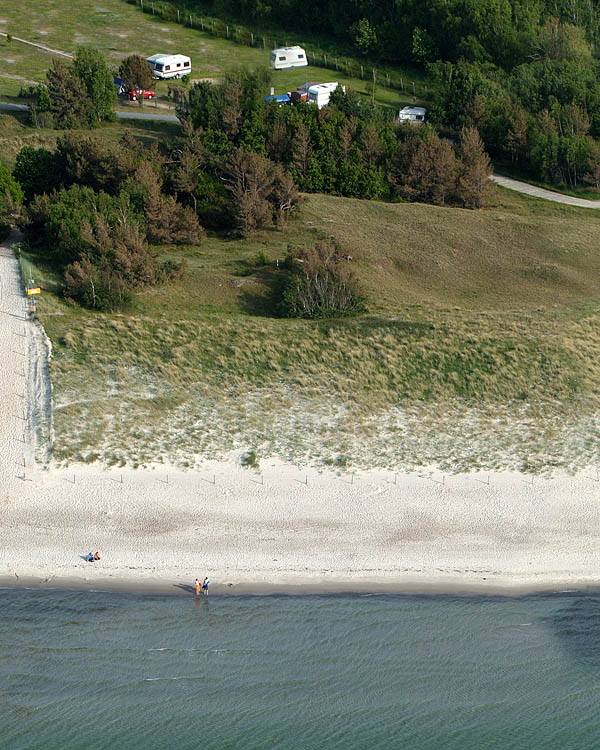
[[202, 577, 210, 597], [94, 552, 100, 561], [195, 578, 201, 596], [84, 553, 94, 562]]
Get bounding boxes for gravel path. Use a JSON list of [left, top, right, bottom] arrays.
[[490, 174, 600, 209]]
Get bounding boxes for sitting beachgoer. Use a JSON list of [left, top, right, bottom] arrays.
[[84, 553, 94, 562], [94, 552, 100, 561]]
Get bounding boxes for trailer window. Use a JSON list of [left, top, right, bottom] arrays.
[[297, 53, 304, 58], [164, 65, 170, 71], [278, 56, 286, 61], [416, 115, 423, 120], [155, 63, 163, 71]]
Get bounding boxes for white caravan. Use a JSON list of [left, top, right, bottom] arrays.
[[146, 54, 192, 79], [398, 106, 427, 123], [270, 46, 308, 70], [307, 82, 344, 109]]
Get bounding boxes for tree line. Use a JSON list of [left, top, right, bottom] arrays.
[[167, 1, 600, 66], [182, 70, 492, 209], [429, 16, 600, 186], [169, 1, 600, 187]]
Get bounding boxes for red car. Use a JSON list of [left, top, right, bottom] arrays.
[[128, 89, 155, 101]]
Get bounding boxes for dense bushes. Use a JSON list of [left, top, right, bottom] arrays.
[[161, 1, 600, 68], [182, 72, 491, 208], [24, 185, 174, 310], [429, 18, 600, 186], [280, 241, 366, 319], [15, 133, 206, 310], [164, 3, 600, 187], [13, 124, 305, 309]]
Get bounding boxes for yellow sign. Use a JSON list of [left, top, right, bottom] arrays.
[[27, 287, 41, 295]]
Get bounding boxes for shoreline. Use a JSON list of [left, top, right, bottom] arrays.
[[1, 572, 599, 598]]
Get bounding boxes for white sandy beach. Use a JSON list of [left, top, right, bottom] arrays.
[[1, 238, 600, 596]]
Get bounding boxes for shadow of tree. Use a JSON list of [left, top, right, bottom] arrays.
[[237, 266, 287, 317]]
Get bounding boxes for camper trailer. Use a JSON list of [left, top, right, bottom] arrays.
[[398, 106, 427, 123], [270, 46, 308, 70], [146, 54, 191, 79], [307, 82, 344, 109]]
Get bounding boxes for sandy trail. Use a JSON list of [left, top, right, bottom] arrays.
[[1, 235, 600, 596], [0, 233, 32, 489]]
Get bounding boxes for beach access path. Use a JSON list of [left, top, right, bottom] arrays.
[[0, 231, 34, 495], [1, 237, 600, 596]]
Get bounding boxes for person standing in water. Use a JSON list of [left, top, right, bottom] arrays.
[[195, 578, 201, 596], [202, 577, 210, 597]]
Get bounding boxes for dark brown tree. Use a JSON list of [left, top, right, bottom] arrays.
[[221, 150, 301, 235], [134, 161, 204, 245], [171, 148, 201, 214], [340, 118, 358, 159], [292, 123, 312, 176], [360, 123, 383, 167], [266, 120, 290, 163], [401, 130, 457, 205], [222, 76, 242, 137], [456, 126, 492, 209], [119, 55, 153, 94], [221, 149, 274, 234]]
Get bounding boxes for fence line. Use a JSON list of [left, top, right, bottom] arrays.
[[123, 0, 427, 101]]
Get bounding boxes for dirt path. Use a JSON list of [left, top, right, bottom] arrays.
[[0, 232, 52, 497], [490, 174, 600, 209], [0, 31, 73, 59]]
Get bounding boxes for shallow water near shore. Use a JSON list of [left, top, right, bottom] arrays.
[[2, 589, 600, 749]]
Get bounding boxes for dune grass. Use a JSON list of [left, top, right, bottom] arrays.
[[0, 0, 418, 110], [20, 184, 600, 472]]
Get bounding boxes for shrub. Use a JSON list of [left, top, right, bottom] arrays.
[[240, 449, 259, 468], [64, 258, 131, 311], [256, 250, 269, 266], [279, 240, 366, 319]]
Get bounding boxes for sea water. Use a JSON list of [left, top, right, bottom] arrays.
[[1, 588, 600, 749]]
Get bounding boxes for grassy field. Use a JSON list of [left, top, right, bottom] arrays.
[[0, 0, 421, 109], [18, 175, 600, 473]]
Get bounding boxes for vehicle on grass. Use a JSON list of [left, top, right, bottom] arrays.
[[270, 46, 308, 70], [146, 53, 191, 79], [307, 82, 345, 109], [398, 106, 427, 123], [128, 88, 155, 101]]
